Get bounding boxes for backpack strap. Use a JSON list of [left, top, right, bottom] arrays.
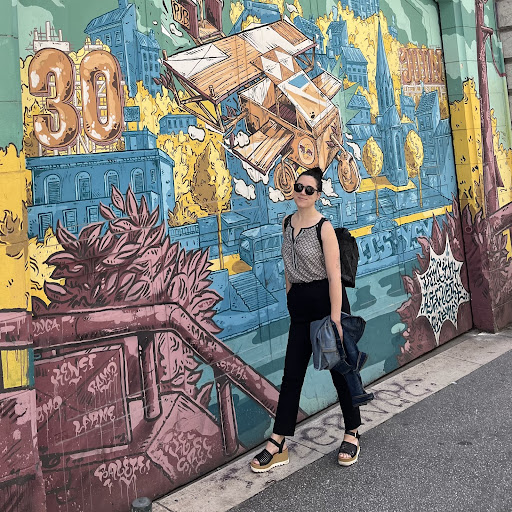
[[316, 217, 328, 250]]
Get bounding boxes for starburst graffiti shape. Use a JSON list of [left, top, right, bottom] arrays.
[[416, 238, 470, 345]]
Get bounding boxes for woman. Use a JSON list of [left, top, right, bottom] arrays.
[[251, 167, 361, 472]]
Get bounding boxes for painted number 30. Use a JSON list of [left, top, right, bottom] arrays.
[[28, 48, 124, 149]]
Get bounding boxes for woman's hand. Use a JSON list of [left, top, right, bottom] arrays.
[[332, 319, 343, 343]]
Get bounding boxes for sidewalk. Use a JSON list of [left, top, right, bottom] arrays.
[[155, 328, 512, 512]]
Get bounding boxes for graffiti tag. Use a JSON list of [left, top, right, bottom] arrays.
[[50, 354, 96, 386], [156, 431, 213, 477], [36, 396, 62, 424], [33, 317, 60, 337], [73, 405, 116, 435], [87, 361, 118, 395], [93, 456, 151, 493]]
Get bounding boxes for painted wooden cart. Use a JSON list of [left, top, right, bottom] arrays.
[[156, 20, 361, 197]]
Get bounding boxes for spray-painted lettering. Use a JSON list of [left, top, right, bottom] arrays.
[[73, 405, 116, 435], [87, 361, 118, 395], [50, 354, 96, 386]]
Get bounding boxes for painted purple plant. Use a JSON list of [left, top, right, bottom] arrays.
[[32, 186, 221, 336]]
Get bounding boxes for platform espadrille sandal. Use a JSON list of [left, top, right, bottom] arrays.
[[250, 437, 289, 473], [338, 430, 360, 467]]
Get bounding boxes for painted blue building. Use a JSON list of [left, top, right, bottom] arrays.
[[293, 17, 324, 49], [347, 91, 372, 125], [327, 19, 349, 55], [27, 130, 175, 239], [389, 15, 398, 39], [400, 89, 416, 121], [159, 114, 197, 135], [339, 0, 380, 19], [375, 23, 408, 185], [340, 45, 368, 89], [230, 0, 281, 34], [416, 90, 442, 169], [85, 0, 161, 97]]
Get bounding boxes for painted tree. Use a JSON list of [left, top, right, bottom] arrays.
[[362, 136, 383, 216], [191, 141, 232, 268], [404, 130, 425, 207]]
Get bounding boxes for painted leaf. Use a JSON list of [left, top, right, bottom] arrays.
[[111, 186, 125, 212], [125, 187, 139, 222], [99, 202, 117, 221], [79, 223, 103, 242]]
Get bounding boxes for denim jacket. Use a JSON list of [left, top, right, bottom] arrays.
[[310, 312, 374, 407]]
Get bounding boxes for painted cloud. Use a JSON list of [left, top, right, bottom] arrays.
[[233, 178, 256, 200]]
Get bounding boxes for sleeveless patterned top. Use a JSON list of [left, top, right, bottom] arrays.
[[281, 216, 327, 284]]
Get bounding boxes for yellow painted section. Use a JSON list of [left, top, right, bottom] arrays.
[[209, 253, 252, 275], [358, 176, 416, 193], [349, 225, 374, 237], [1, 349, 30, 389], [394, 205, 453, 226], [0, 145, 30, 310]]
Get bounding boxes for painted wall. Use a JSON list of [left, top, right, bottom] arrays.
[[0, 0, 510, 510]]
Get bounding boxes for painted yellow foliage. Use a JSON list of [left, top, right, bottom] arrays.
[[230, 1, 244, 24], [0, 145, 30, 310], [242, 15, 261, 30], [362, 136, 383, 216], [28, 229, 63, 306], [158, 127, 231, 226], [334, 10, 402, 117], [363, 136, 383, 177], [404, 130, 424, 207], [404, 131, 424, 178], [125, 82, 162, 135], [191, 142, 232, 215]]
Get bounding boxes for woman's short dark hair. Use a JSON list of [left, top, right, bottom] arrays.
[[298, 167, 323, 192]]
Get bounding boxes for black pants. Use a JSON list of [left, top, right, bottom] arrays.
[[273, 279, 361, 436]]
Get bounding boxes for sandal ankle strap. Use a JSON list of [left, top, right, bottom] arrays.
[[268, 436, 285, 452], [345, 430, 360, 439]]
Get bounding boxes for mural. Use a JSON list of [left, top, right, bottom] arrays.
[[1, 0, 512, 510]]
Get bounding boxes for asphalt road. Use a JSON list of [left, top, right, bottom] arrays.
[[229, 349, 512, 512]]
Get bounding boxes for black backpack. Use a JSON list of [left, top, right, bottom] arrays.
[[284, 215, 359, 288]]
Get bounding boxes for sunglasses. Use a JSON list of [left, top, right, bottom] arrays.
[[294, 182, 318, 195]]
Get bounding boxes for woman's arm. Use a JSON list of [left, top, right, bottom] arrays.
[[283, 216, 291, 294], [321, 221, 343, 339]]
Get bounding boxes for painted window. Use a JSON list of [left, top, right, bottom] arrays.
[[44, 174, 61, 204], [115, 31, 121, 44], [131, 168, 144, 193], [63, 209, 78, 233], [151, 169, 157, 183], [87, 206, 99, 223], [105, 33, 111, 46], [38, 212, 53, 239], [105, 170, 120, 196], [76, 171, 91, 200]]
